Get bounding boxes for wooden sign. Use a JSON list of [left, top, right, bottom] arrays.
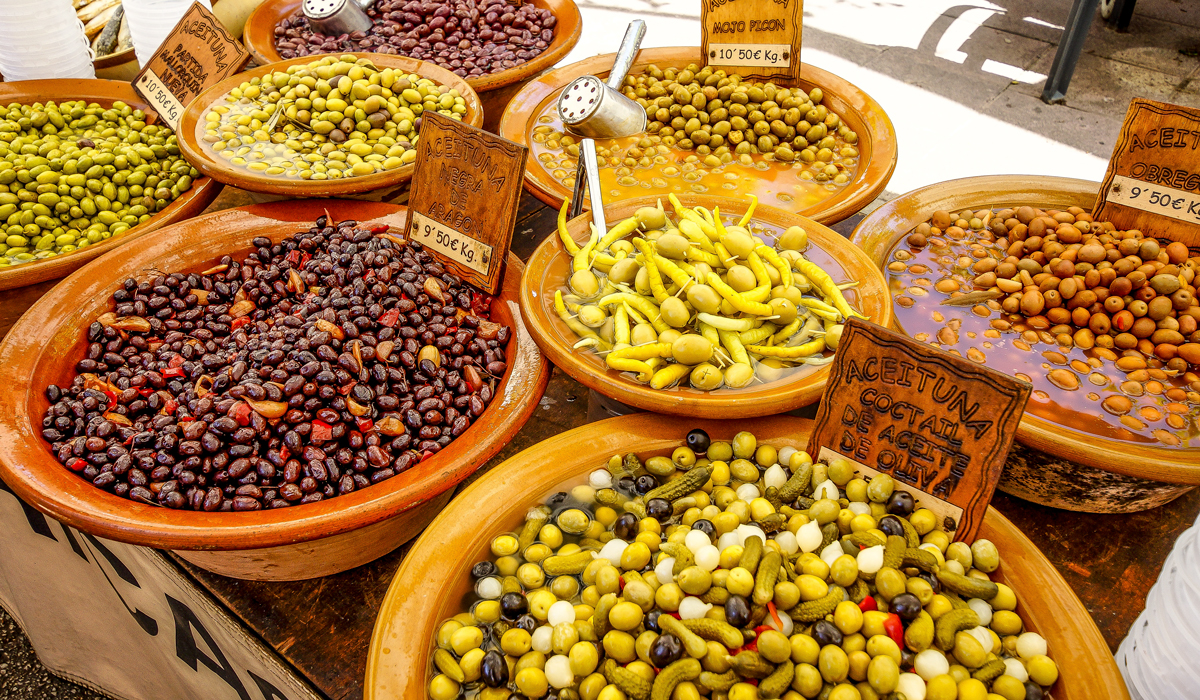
[[132, 2, 249, 132], [808, 319, 1031, 541], [701, 0, 803, 84], [1095, 98, 1200, 247], [407, 112, 528, 296]]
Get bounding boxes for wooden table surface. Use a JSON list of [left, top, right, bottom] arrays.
[[94, 188, 1200, 699]]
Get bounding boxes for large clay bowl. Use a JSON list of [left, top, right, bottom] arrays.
[[241, 0, 582, 133], [365, 413, 1127, 700], [0, 199, 549, 581], [499, 46, 898, 225], [0, 79, 222, 341], [850, 175, 1200, 512], [178, 53, 484, 199], [520, 194, 893, 418]]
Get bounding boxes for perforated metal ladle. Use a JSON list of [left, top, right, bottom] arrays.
[[302, 0, 376, 36]]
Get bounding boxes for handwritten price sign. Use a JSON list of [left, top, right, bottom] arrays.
[[701, 0, 803, 83], [1107, 175, 1200, 222], [410, 211, 492, 275], [708, 44, 791, 68]]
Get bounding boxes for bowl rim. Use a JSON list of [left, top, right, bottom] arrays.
[[497, 46, 899, 226], [176, 53, 484, 197], [240, 0, 583, 94], [0, 198, 550, 550], [848, 173, 1200, 484], [0, 78, 222, 292], [518, 193, 894, 418], [364, 413, 1129, 700]]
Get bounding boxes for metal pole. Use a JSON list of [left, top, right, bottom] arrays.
[[1041, 0, 1102, 104]]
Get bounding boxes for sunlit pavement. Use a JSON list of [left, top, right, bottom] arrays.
[[563, 0, 1200, 211]]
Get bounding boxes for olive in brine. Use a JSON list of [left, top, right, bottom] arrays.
[[725, 594, 751, 628], [649, 633, 684, 668], [500, 592, 528, 619], [646, 498, 672, 522], [685, 428, 711, 454], [480, 649, 508, 687], [886, 490, 915, 516]]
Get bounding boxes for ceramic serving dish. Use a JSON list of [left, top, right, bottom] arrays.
[[850, 175, 1200, 512], [520, 194, 892, 418], [0, 79, 222, 341], [240, 0, 582, 133], [498, 46, 898, 225], [0, 199, 549, 581], [365, 413, 1128, 700], [177, 53, 484, 199]]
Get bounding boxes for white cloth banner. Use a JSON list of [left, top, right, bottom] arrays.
[[0, 482, 323, 700]]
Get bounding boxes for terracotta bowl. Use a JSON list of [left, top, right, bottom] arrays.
[[0, 79, 222, 341], [0, 199, 549, 581], [498, 46, 898, 225], [93, 48, 139, 81], [850, 175, 1200, 512], [177, 53, 484, 199], [520, 194, 893, 418], [365, 413, 1128, 700], [241, 0, 583, 133]]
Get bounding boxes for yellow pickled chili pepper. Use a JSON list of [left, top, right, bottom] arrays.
[[696, 313, 758, 332], [596, 216, 640, 253], [738, 194, 758, 228], [632, 239, 670, 302], [678, 219, 716, 253], [717, 329, 750, 365], [755, 244, 793, 287], [794, 257, 865, 320], [650, 363, 692, 390], [706, 272, 773, 316], [610, 342, 673, 361], [771, 317, 803, 344], [599, 293, 669, 333], [556, 291, 609, 350], [739, 323, 778, 345], [799, 297, 840, 317], [746, 252, 771, 288], [697, 321, 721, 347], [607, 354, 655, 382], [614, 304, 630, 345], [654, 255, 694, 292], [714, 240, 737, 267], [573, 223, 600, 272], [685, 246, 722, 267], [748, 338, 826, 359], [622, 301, 648, 327], [556, 200, 580, 256]]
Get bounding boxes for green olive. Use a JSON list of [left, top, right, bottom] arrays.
[[866, 655, 899, 694], [578, 305, 607, 328], [609, 258, 641, 285], [636, 206, 667, 230], [722, 229, 756, 259], [635, 267, 652, 296], [866, 474, 894, 503], [646, 456, 677, 476], [825, 324, 845, 350], [672, 334, 714, 365], [558, 508, 592, 534], [631, 323, 658, 345], [660, 297, 691, 327], [828, 458, 855, 485], [731, 431, 757, 459], [723, 362, 755, 388], [690, 362, 724, 390], [686, 283, 722, 314], [677, 565, 712, 595], [818, 644, 849, 683], [726, 264, 756, 292], [953, 631, 986, 668], [971, 539, 1000, 573], [946, 542, 973, 569], [768, 297, 798, 325], [757, 630, 791, 663], [570, 269, 600, 297], [874, 567, 906, 601], [730, 458, 759, 483], [708, 441, 734, 462], [808, 499, 840, 525], [656, 232, 690, 259]]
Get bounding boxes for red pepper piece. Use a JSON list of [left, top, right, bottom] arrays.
[[859, 596, 878, 613], [229, 402, 252, 427], [419, 449, 435, 462], [66, 458, 86, 472], [286, 250, 301, 265], [162, 367, 184, 378], [767, 601, 784, 630], [163, 399, 178, 415], [279, 447, 290, 462], [138, 388, 154, 397], [379, 308, 400, 327], [356, 417, 374, 433], [168, 355, 185, 368], [103, 390, 117, 412], [231, 317, 251, 331], [311, 420, 333, 443], [883, 613, 904, 648], [370, 224, 390, 234], [178, 415, 195, 423]]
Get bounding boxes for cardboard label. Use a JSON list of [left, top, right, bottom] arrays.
[[407, 112, 528, 295], [132, 2, 250, 131], [701, 0, 803, 84], [808, 319, 1031, 541], [1094, 98, 1200, 247]]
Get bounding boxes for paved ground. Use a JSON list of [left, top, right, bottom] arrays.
[[3, 0, 1198, 697]]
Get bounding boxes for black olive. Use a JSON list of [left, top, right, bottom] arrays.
[[891, 592, 922, 621], [649, 633, 684, 668], [725, 595, 751, 628], [471, 560, 497, 579], [900, 647, 916, 668], [615, 476, 637, 495], [480, 649, 508, 687], [685, 428, 710, 454], [500, 591, 527, 619], [917, 570, 941, 593], [811, 619, 843, 647], [634, 474, 657, 495], [514, 613, 537, 633], [691, 519, 716, 540], [878, 515, 905, 538], [645, 610, 662, 632], [886, 490, 915, 516], [1024, 682, 1045, 700], [646, 498, 672, 523], [613, 512, 639, 541], [546, 491, 569, 509]]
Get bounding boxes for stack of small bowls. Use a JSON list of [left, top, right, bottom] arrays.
[[0, 0, 96, 80], [1116, 515, 1200, 699], [123, 0, 215, 67]]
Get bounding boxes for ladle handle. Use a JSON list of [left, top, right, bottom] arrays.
[[581, 139, 607, 234], [606, 20, 646, 90]]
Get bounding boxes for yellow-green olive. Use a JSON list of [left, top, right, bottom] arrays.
[[656, 232, 691, 259], [687, 283, 723, 314], [690, 362, 724, 390], [768, 297, 798, 324], [609, 257, 641, 284], [726, 264, 756, 292], [778, 225, 808, 250], [660, 297, 690, 327], [672, 334, 714, 365], [636, 206, 667, 230], [722, 229, 756, 259]]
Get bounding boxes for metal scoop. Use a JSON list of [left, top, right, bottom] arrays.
[[557, 20, 647, 140], [302, 0, 375, 36]]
